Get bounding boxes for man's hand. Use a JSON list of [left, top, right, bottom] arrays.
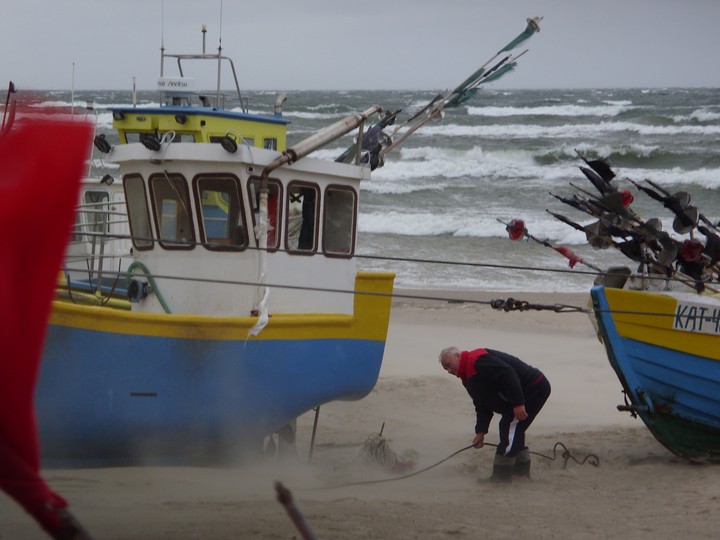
[[513, 404, 528, 421], [472, 433, 485, 448]]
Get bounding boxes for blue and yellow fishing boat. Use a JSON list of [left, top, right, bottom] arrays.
[[38, 34, 395, 467], [591, 285, 720, 462], [38, 17, 544, 467], [544, 153, 720, 462]]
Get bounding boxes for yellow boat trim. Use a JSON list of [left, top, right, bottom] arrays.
[[114, 112, 287, 150], [604, 288, 720, 361], [49, 271, 395, 342]]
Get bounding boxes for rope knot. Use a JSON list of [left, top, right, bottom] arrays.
[[490, 297, 531, 311], [490, 297, 588, 314]]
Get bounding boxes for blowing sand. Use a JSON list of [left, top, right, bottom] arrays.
[[2, 291, 719, 539]]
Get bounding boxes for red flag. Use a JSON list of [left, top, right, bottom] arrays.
[[620, 189, 634, 208], [506, 219, 527, 240], [554, 246, 583, 268], [0, 115, 93, 538]]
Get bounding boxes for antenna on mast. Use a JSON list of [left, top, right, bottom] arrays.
[[71, 62, 75, 119], [160, 0, 165, 77], [216, 0, 223, 105], [218, 0, 223, 46]]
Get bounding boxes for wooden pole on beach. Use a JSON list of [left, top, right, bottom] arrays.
[[275, 482, 318, 540], [308, 407, 320, 462]]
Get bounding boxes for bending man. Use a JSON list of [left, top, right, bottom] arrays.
[[439, 346, 551, 483]]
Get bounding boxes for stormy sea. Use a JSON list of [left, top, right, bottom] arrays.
[[37, 86, 720, 292]]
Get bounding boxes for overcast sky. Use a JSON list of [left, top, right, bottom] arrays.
[[3, 0, 720, 91]]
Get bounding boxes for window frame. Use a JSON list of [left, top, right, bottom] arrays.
[[247, 176, 283, 252], [192, 173, 248, 251], [285, 180, 320, 256], [322, 184, 357, 258], [122, 174, 154, 251], [148, 172, 196, 250]]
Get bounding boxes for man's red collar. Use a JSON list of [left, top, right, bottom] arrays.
[[456, 348, 487, 383]]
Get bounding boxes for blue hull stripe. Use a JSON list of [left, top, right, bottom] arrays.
[[38, 324, 385, 466], [592, 287, 720, 429]]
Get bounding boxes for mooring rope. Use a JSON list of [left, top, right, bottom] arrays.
[[74, 229, 699, 288], [315, 440, 599, 489], [314, 445, 474, 489]]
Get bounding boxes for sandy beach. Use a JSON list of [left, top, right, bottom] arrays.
[[2, 291, 719, 539]]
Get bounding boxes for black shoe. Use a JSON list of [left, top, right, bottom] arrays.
[[477, 464, 513, 484], [513, 460, 531, 478]]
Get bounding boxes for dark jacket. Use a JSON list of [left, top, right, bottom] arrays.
[[462, 349, 544, 434]]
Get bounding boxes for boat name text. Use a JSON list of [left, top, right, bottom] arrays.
[[673, 302, 720, 335], [157, 77, 196, 92]]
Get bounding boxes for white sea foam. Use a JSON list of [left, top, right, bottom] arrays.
[[359, 211, 463, 236], [35, 87, 719, 293], [618, 166, 720, 190], [361, 179, 449, 195], [304, 103, 346, 111], [672, 108, 720, 123], [370, 145, 541, 184], [96, 112, 114, 128], [283, 110, 350, 120], [467, 103, 632, 117], [537, 142, 661, 160], [414, 121, 720, 139], [358, 207, 593, 243]]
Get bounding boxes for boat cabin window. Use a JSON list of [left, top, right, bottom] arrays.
[[149, 173, 196, 249], [123, 174, 154, 250], [166, 132, 195, 143], [193, 175, 247, 251], [323, 186, 356, 256], [168, 96, 191, 106], [286, 182, 319, 253], [123, 133, 143, 144], [248, 178, 282, 250], [72, 190, 110, 242], [263, 138, 277, 151]]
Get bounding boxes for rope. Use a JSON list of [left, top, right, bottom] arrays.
[[316, 441, 599, 489], [61, 260, 699, 320], [62, 268, 553, 310], [73, 229, 704, 287], [65, 237, 708, 319], [63, 265, 698, 320], [315, 445, 474, 489], [490, 298, 587, 313], [483, 442, 600, 469]]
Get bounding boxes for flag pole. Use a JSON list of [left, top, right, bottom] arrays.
[[498, 218, 603, 272], [2, 81, 15, 131], [379, 16, 542, 160]]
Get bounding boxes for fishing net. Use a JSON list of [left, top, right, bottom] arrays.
[[358, 432, 419, 473]]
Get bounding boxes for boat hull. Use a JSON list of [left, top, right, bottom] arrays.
[[591, 285, 720, 462], [38, 272, 394, 467]]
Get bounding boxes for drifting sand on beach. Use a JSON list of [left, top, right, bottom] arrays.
[[2, 291, 720, 539]]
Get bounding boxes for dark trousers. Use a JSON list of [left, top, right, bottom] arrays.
[[496, 376, 551, 457]]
